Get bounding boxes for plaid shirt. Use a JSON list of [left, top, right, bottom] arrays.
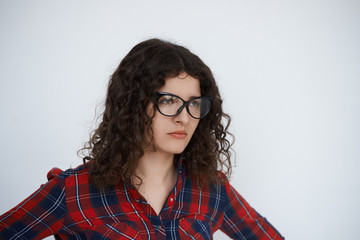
[[0, 161, 284, 239]]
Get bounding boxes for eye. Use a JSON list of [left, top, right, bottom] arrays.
[[158, 95, 175, 105], [189, 99, 201, 108]]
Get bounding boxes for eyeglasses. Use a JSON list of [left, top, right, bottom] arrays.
[[154, 92, 212, 119]]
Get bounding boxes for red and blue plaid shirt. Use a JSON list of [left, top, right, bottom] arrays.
[[0, 161, 284, 239]]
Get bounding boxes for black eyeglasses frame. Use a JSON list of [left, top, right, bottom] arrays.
[[154, 92, 212, 119]]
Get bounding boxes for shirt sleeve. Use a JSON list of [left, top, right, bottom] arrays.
[[0, 168, 67, 239], [220, 181, 284, 239]]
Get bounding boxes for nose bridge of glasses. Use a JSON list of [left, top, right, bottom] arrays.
[[172, 99, 194, 119]]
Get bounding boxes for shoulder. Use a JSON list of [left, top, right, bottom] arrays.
[[45, 164, 99, 203], [46, 164, 89, 182]]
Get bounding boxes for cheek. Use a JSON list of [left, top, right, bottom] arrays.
[[189, 120, 200, 135], [151, 112, 168, 135]]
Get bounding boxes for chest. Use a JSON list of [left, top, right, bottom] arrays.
[[137, 183, 174, 215], [58, 181, 226, 239]]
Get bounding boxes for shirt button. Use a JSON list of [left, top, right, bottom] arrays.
[[170, 197, 174, 202]]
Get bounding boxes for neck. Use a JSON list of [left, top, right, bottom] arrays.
[[135, 150, 176, 185]]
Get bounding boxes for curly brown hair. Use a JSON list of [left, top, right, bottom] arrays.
[[80, 38, 233, 189]]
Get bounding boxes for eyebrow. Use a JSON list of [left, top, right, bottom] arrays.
[[159, 92, 202, 99], [189, 95, 202, 99]]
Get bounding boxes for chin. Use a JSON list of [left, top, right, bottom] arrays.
[[154, 141, 189, 155], [169, 148, 186, 155], [173, 149, 185, 154], [158, 146, 186, 155]]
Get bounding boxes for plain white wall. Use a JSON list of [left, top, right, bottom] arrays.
[[1, 1, 359, 239]]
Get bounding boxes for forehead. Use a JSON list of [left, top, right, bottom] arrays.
[[158, 73, 201, 99]]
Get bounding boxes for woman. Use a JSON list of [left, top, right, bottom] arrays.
[[0, 39, 284, 239]]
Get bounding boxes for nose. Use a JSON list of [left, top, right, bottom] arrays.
[[173, 106, 190, 124]]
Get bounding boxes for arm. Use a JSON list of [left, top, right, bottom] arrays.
[[220, 181, 284, 239], [0, 168, 66, 239]]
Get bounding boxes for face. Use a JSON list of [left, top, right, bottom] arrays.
[[147, 72, 201, 156]]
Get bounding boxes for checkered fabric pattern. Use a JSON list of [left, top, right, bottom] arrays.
[[0, 161, 284, 239]]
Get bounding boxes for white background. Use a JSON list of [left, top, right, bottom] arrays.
[[1, 1, 359, 239]]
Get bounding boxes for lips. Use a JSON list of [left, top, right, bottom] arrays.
[[169, 131, 187, 139]]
